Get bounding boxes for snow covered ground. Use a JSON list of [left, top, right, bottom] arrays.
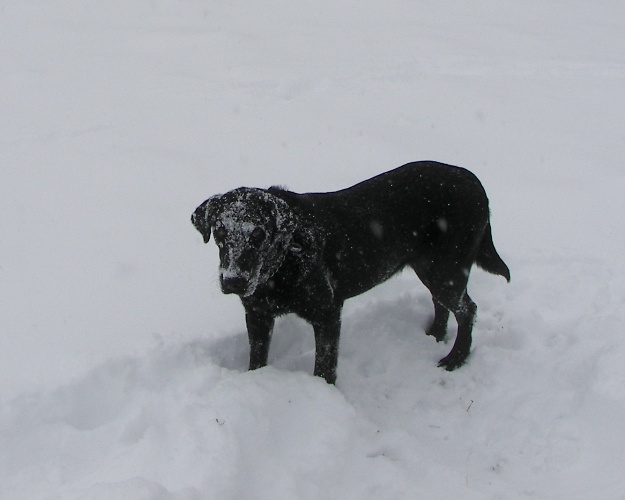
[[2, 1, 625, 498]]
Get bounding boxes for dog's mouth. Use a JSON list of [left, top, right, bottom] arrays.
[[220, 276, 249, 296]]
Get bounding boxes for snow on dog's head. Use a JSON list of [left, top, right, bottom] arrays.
[[192, 188, 297, 297]]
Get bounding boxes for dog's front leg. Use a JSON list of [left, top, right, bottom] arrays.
[[312, 306, 342, 384], [245, 310, 275, 371]]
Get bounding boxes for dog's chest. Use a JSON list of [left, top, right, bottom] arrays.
[[243, 281, 297, 316]]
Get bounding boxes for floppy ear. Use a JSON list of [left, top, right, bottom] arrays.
[[191, 196, 221, 243], [270, 196, 299, 248]]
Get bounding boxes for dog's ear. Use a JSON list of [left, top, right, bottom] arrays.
[[270, 196, 299, 246], [191, 196, 221, 243]]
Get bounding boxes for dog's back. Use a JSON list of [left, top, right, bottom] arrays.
[[269, 161, 505, 300]]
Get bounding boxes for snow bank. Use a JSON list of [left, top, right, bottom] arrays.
[[0, 337, 420, 499]]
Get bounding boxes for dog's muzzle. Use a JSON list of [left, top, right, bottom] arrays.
[[220, 276, 249, 295]]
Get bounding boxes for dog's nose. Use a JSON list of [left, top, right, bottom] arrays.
[[221, 276, 249, 295]]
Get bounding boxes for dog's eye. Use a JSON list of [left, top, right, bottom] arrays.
[[214, 227, 227, 241], [250, 226, 266, 244]]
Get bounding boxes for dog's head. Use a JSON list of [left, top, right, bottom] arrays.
[[192, 188, 297, 297]]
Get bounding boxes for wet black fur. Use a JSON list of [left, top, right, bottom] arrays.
[[192, 161, 510, 384]]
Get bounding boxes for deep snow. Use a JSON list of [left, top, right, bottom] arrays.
[[2, 1, 625, 498]]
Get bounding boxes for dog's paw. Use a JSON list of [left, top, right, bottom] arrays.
[[437, 351, 469, 371], [425, 326, 447, 343]]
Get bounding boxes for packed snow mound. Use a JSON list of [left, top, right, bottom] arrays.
[[0, 334, 417, 499]]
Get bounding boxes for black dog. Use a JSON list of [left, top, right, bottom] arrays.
[[192, 161, 510, 384]]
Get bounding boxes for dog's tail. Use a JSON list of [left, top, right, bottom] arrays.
[[475, 222, 510, 282]]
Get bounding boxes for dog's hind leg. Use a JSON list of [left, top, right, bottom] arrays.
[[437, 291, 476, 371], [245, 310, 275, 370], [425, 298, 450, 342], [412, 261, 476, 370]]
